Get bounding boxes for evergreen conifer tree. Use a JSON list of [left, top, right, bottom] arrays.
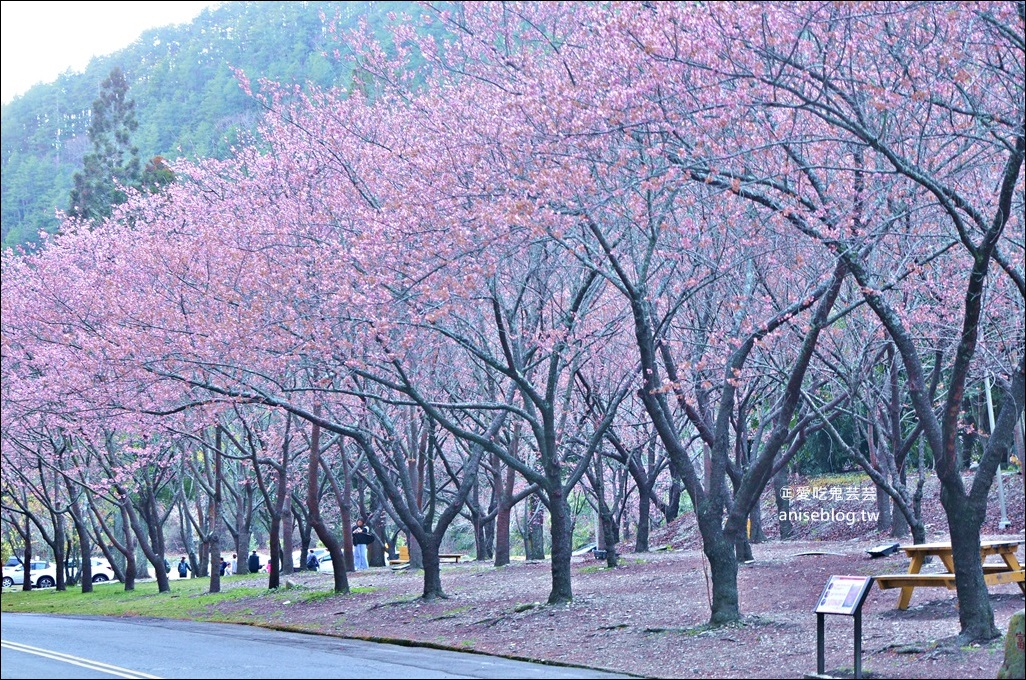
[[68, 67, 141, 222]]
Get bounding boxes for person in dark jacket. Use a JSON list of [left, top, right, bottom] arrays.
[[247, 550, 260, 574], [306, 549, 320, 571], [177, 557, 191, 578], [352, 519, 373, 570]]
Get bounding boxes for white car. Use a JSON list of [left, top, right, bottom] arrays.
[[571, 543, 598, 557], [86, 557, 119, 583], [2, 560, 59, 588], [285, 548, 330, 571]]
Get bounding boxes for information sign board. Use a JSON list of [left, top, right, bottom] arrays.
[[814, 575, 873, 616]]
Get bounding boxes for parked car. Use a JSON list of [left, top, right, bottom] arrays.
[[290, 548, 330, 567], [87, 557, 119, 583], [2, 560, 59, 588], [571, 542, 598, 557]]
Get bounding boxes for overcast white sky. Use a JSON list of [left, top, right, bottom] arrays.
[[1, 1, 220, 105]]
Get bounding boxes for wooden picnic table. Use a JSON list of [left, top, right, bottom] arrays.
[[386, 545, 464, 568], [875, 538, 1025, 610]]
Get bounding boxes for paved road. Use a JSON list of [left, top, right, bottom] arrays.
[[0, 613, 629, 679]]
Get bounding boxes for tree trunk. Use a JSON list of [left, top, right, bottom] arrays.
[[665, 479, 682, 523], [179, 496, 200, 577], [264, 431, 292, 589], [235, 482, 254, 573], [208, 428, 223, 594], [494, 459, 515, 567], [495, 500, 513, 567], [700, 514, 740, 625], [53, 515, 67, 591], [406, 530, 423, 570], [87, 499, 126, 583], [208, 534, 221, 594], [525, 495, 545, 561], [731, 476, 753, 562], [703, 444, 712, 490], [635, 486, 651, 553], [894, 475, 926, 545], [1015, 414, 1024, 461], [368, 501, 387, 568], [341, 449, 355, 572], [120, 504, 137, 590], [941, 486, 998, 642], [308, 411, 350, 594], [868, 422, 892, 534], [890, 497, 909, 538], [600, 506, 619, 568], [470, 478, 492, 562], [20, 513, 32, 592], [734, 534, 754, 563], [875, 486, 892, 533], [268, 514, 281, 589], [748, 500, 767, 544], [122, 495, 170, 593], [281, 502, 295, 575], [547, 489, 573, 604], [593, 454, 618, 568], [68, 491, 94, 594], [419, 534, 445, 601], [482, 495, 496, 562], [773, 468, 794, 539], [472, 513, 488, 561], [294, 506, 313, 571]]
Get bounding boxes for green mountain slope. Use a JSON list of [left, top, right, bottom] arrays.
[[1, 1, 414, 250]]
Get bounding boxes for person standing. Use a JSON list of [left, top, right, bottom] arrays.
[[177, 557, 191, 579], [306, 549, 320, 571], [247, 550, 260, 574], [352, 519, 373, 570]]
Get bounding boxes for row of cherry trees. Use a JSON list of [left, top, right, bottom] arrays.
[[2, 2, 1022, 642], [0, 403, 394, 592]]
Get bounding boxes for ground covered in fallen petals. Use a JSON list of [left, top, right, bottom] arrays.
[[202, 472, 1024, 679], [206, 539, 1022, 679]]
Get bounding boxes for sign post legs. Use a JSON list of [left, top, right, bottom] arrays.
[[853, 610, 862, 679], [817, 612, 826, 675], [813, 575, 874, 678]]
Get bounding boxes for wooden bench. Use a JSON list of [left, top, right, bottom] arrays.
[[388, 545, 410, 568], [877, 570, 1026, 611], [875, 573, 957, 591], [876, 569, 1024, 591], [387, 545, 464, 568]]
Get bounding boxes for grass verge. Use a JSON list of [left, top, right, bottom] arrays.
[[1, 573, 381, 623]]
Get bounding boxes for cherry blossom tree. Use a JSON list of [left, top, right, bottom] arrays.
[[2, 0, 1019, 644], [630, 0, 1024, 640]]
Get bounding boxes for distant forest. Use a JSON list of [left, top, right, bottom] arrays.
[[1, 1, 416, 250]]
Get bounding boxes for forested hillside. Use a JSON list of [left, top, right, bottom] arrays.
[[0, 1, 412, 249]]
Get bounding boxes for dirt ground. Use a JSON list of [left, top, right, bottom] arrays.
[[199, 472, 1025, 679]]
